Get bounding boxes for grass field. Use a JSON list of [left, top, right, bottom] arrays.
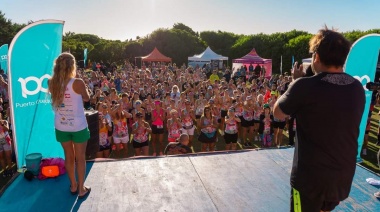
[[1, 109, 380, 195]]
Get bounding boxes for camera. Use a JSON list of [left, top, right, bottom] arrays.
[[366, 82, 380, 91]]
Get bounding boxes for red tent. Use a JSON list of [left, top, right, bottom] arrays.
[[139, 47, 172, 63]]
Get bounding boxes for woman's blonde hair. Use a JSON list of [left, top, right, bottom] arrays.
[[48, 52, 76, 108]]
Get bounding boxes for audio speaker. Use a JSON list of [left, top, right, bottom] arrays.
[[85, 110, 99, 159]]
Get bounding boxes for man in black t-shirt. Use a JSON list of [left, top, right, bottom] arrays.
[[274, 27, 365, 212]]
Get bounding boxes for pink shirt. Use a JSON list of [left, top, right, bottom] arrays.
[[152, 109, 164, 126]]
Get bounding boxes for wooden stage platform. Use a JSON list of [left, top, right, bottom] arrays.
[[0, 148, 380, 211]]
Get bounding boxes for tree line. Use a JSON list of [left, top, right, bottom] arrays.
[[1, 11, 379, 74]]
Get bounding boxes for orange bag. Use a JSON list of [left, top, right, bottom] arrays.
[[41, 165, 59, 178]]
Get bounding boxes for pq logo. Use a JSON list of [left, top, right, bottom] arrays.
[[353, 75, 370, 91], [0, 55, 7, 60], [18, 74, 51, 98]]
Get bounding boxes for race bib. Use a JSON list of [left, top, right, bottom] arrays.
[[99, 133, 108, 146], [171, 129, 180, 137], [225, 124, 237, 134], [184, 121, 192, 127]]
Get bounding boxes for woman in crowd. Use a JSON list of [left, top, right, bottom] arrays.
[[109, 88, 119, 102], [273, 115, 286, 148], [195, 92, 207, 132], [170, 85, 180, 106], [198, 106, 218, 152], [259, 104, 274, 147], [111, 104, 132, 158], [219, 90, 231, 129], [131, 112, 151, 156], [151, 100, 166, 156], [181, 100, 196, 147], [97, 113, 112, 158], [223, 107, 241, 151], [163, 92, 172, 109], [253, 94, 264, 143], [143, 94, 154, 125], [167, 109, 182, 143], [120, 93, 131, 111], [234, 94, 245, 145], [241, 96, 255, 147], [132, 100, 145, 122], [0, 113, 12, 177]]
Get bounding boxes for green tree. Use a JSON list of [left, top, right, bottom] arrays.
[[173, 23, 197, 36], [0, 11, 26, 45], [200, 30, 240, 56]]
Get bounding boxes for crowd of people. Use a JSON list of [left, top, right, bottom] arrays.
[[77, 61, 297, 158], [0, 56, 376, 175], [0, 26, 378, 210]]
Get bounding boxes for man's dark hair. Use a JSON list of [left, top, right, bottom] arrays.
[[309, 26, 351, 68]]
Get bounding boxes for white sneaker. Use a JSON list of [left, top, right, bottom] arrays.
[[362, 149, 367, 155]]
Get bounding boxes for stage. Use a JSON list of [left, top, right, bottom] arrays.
[[0, 148, 379, 211]]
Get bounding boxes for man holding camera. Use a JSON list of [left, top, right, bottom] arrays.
[[274, 27, 365, 211]]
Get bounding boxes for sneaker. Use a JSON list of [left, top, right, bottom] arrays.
[[362, 148, 367, 156], [374, 191, 380, 198], [248, 142, 253, 147], [244, 143, 250, 148]]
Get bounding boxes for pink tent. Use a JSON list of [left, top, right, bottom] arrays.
[[232, 48, 272, 77]]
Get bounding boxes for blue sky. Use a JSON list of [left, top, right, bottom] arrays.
[[1, 0, 379, 41]]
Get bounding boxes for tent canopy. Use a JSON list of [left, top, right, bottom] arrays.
[[302, 58, 312, 63], [232, 48, 272, 77], [232, 48, 271, 64], [188, 46, 228, 62], [139, 47, 172, 62]]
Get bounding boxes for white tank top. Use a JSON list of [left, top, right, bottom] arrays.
[[54, 78, 88, 132]]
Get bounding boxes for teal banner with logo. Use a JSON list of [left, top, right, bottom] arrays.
[[84, 48, 88, 68], [344, 34, 380, 162], [8, 20, 65, 168], [0, 44, 8, 74]]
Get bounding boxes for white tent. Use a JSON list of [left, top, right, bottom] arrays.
[[188, 46, 228, 69]]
